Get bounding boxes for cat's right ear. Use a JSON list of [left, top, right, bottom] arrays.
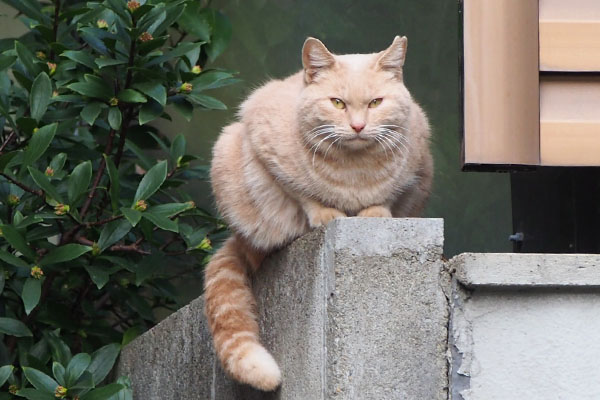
[[302, 38, 335, 83]]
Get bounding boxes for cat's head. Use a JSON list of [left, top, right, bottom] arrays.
[[299, 36, 412, 151]]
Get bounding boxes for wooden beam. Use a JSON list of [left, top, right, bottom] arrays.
[[462, 0, 540, 167]]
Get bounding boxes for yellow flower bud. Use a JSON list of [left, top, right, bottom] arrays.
[[191, 65, 202, 74], [30, 266, 44, 279], [36, 51, 46, 60], [54, 204, 70, 216], [133, 199, 148, 212], [139, 32, 153, 42], [92, 242, 100, 256], [198, 237, 212, 251], [179, 82, 193, 93], [6, 194, 19, 206], [45, 166, 55, 177], [109, 97, 119, 106], [97, 19, 109, 29], [47, 62, 57, 75], [9, 385, 18, 394], [127, 0, 140, 12], [55, 385, 67, 398]]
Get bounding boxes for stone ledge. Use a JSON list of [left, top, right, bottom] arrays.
[[451, 252, 600, 288]]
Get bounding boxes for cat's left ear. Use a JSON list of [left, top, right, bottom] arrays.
[[376, 36, 408, 76]]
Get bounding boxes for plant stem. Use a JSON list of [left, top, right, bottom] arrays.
[[0, 131, 16, 154], [80, 130, 116, 219], [0, 173, 43, 196]]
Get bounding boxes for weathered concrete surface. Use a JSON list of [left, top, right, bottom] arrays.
[[118, 218, 448, 400], [449, 253, 600, 400], [452, 253, 600, 287]]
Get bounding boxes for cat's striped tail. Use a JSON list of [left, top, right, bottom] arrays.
[[203, 236, 281, 391]]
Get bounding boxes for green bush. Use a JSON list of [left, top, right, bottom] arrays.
[[0, 0, 235, 398]]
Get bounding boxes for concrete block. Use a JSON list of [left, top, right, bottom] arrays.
[[118, 218, 449, 399], [449, 253, 600, 400]]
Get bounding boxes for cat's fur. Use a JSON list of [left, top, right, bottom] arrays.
[[204, 36, 433, 391]]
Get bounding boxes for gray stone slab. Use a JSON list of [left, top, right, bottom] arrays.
[[118, 218, 448, 399], [452, 253, 600, 288], [449, 253, 600, 400]]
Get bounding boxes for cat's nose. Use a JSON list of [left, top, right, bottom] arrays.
[[350, 122, 365, 133]]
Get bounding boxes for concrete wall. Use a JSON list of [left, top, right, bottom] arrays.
[[118, 223, 600, 400], [450, 253, 600, 400], [118, 218, 449, 399]]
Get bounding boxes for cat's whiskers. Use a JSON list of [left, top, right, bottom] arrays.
[[375, 127, 410, 159], [311, 131, 340, 167], [373, 136, 390, 160], [323, 136, 343, 161]]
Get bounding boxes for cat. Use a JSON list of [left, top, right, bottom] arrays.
[[204, 36, 433, 391]]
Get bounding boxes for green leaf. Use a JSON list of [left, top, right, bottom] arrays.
[[67, 76, 112, 101], [81, 384, 124, 400], [52, 362, 65, 386], [15, 388, 54, 400], [0, 152, 18, 172], [0, 317, 32, 337], [88, 343, 121, 384], [95, 58, 126, 69], [98, 219, 131, 252], [81, 102, 104, 126], [117, 89, 147, 103], [187, 93, 227, 110], [133, 160, 167, 203], [0, 224, 36, 260], [120, 207, 141, 227], [108, 107, 122, 130], [104, 155, 120, 212], [0, 267, 5, 295], [22, 278, 41, 315], [121, 327, 141, 347], [0, 55, 16, 71], [45, 332, 71, 366], [15, 41, 41, 77], [30, 73, 52, 122], [138, 99, 163, 125], [170, 134, 186, 165], [132, 82, 166, 106], [0, 249, 30, 268], [146, 42, 202, 67], [40, 244, 92, 266], [206, 11, 232, 62], [0, 365, 14, 387], [84, 265, 109, 289], [178, 4, 211, 41], [28, 167, 63, 203], [68, 161, 92, 204], [65, 353, 91, 387], [22, 367, 58, 393], [149, 202, 194, 217], [61, 50, 97, 70], [2, 0, 46, 22], [142, 212, 178, 232], [172, 98, 193, 121], [22, 123, 58, 169]]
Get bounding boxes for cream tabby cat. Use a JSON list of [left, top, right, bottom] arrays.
[[204, 36, 433, 391]]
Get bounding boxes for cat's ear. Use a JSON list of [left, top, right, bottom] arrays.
[[302, 37, 335, 83], [376, 36, 408, 76]]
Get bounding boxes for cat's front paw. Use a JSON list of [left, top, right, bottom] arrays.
[[358, 205, 392, 218], [308, 207, 347, 228]]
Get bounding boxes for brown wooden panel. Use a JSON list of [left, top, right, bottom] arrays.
[[540, 0, 600, 71], [540, 77, 600, 166], [462, 0, 539, 167]]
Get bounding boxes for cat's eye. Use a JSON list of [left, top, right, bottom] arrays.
[[330, 98, 346, 109], [369, 98, 383, 108]]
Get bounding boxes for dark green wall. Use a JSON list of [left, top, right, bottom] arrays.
[[0, 1, 512, 257]]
